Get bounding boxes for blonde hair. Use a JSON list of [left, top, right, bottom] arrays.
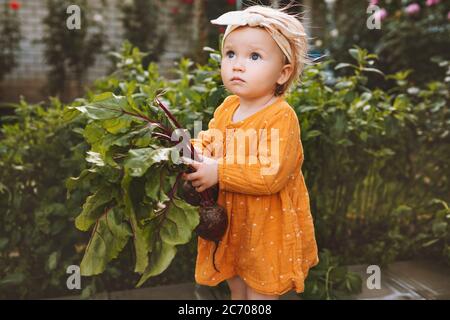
[[225, 4, 309, 96]]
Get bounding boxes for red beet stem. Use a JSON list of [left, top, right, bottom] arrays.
[[155, 97, 182, 129], [154, 96, 213, 203], [151, 132, 172, 142], [122, 110, 171, 136]]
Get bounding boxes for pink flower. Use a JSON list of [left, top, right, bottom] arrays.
[[374, 8, 388, 21], [425, 0, 440, 7], [405, 3, 421, 16], [447, 11, 450, 20], [369, 0, 379, 5]]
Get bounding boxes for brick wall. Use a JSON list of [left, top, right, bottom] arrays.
[[0, 0, 200, 102]]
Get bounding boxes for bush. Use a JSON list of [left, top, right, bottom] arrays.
[[288, 47, 449, 266], [329, 0, 450, 85], [0, 98, 89, 298]]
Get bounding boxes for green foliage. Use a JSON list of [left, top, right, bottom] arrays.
[[328, 0, 450, 85], [302, 249, 362, 300], [66, 80, 203, 287], [287, 47, 450, 267], [0, 97, 90, 298]]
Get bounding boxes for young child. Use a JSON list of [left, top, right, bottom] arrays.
[[182, 5, 319, 300]]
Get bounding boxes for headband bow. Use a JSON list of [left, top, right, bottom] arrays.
[[211, 10, 306, 64]]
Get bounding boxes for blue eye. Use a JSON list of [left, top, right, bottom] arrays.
[[225, 51, 235, 59], [250, 52, 261, 61]]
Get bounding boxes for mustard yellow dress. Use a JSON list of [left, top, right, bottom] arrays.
[[191, 95, 319, 295]]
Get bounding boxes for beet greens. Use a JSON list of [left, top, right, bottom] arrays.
[[69, 91, 227, 286]]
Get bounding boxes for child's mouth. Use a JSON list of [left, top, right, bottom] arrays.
[[231, 77, 245, 83]]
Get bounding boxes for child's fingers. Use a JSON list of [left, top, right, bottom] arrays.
[[189, 160, 202, 170], [185, 171, 201, 181], [181, 157, 202, 170], [195, 186, 204, 193]]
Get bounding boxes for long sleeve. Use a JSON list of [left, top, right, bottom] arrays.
[[190, 117, 216, 157], [190, 96, 235, 158], [218, 108, 303, 195]]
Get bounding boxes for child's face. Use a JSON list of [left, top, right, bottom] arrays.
[[221, 26, 292, 100]]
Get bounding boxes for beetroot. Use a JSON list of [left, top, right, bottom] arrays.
[[154, 97, 227, 273], [195, 204, 228, 272], [179, 180, 202, 206], [178, 179, 219, 206], [195, 204, 227, 242]]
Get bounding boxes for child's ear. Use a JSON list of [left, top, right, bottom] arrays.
[[276, 64, 293, 86]]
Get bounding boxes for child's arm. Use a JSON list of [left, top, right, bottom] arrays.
[[218, 109, 302, 195]]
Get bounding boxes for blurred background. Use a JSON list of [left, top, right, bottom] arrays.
[[2, 0, 447, 102], [0, 0, 449, 300]]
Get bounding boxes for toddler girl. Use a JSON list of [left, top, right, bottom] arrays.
[[182, 5, 319, 300]]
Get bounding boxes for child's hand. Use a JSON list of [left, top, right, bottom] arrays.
[[181, 155, 218, 193]]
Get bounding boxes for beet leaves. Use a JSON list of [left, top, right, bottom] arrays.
[[68, 91, 227, 286]]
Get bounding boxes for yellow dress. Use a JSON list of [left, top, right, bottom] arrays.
[[190, 94, 319, 295]]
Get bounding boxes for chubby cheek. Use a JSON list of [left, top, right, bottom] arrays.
[[220, 62, 232, 89]]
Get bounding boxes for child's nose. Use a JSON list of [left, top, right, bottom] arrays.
[[232, 60, 245, 72]]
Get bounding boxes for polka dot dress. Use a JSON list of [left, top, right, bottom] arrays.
[[191, 95, 319, 295]]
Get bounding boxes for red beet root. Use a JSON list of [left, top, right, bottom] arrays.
[[153, 98, 226, 272], [195, 204, 228, 272], [195, 205, 227, 241], [179, 180, 202, 206]]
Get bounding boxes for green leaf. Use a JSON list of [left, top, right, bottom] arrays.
[[422, 239, 440, 247], [102, 117, 133, 134], [0, 273, 25, 288], [83, 122, 105, 145], [0, 238, 9, 250], [86, 151, 105, 167], [132, 221, 152, 274], [335, 63, 354, 70], [75, 186, 115, 231], [432, 222, 447, 237], [298, 106, 318, 114], [145, 166, 162, 200], [304, 130, 322, 141], [75, 105, 120, 120], [124, 147, 177, 177], [121, 173, 151, 273], [210, 53, 221, 63], [335, 81, 353, 90], [46, 251, 60, 271], [136, 240, 177, 287], [66, 169, 96, 192], [349, 48, 359, 60], [76, 93, 128, 120], [80, 208, 132, 276], [362, 67, 385, 77], [160, 198, 199, 246]]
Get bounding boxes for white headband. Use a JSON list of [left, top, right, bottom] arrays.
[[211, 10, 306, 64]]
